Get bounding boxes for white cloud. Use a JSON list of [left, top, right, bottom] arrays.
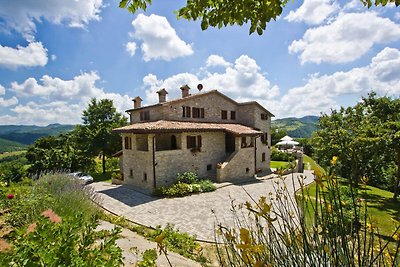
[[131, 14, 193, 61], [51, 54, 57, 61], [289, 12, 400, 64], [205, 55, 231, 68], [0, 42, 48, 69], [285, 0, 338, 25], [273, 47, 400, 117], [0, 84, 18, 107], [125, 42, 137, 56], [0, 0, 104, 40], [3, 72, 132, 125], [0, 96, 18, 108], [142, 54, 279, 107], [395, 12, 400, 20]]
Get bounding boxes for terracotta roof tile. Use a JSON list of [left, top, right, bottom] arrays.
[[113, 120, 262, 136]]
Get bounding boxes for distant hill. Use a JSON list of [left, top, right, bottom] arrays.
[[0, 137, 27, 153], [0, 124, 75, 147], [272, 116, 319, 138]]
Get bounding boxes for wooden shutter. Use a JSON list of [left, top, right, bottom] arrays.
[[186, 106, 191, 118], [182, 106, 186, 117], [200, 108, 204, 118], [197, 135, 202, 147]]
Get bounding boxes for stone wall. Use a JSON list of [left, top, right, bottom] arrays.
[[160, 93, 239, 123], [155, 131, 227, 186], [216, 144, 255, 182]]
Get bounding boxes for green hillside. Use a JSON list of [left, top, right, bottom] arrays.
[[272, 116, 319, 138], [0, 124, 75, 146], [0, 138, 27, 153]]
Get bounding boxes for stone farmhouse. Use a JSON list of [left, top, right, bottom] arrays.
[[113, 85, 274, 192]]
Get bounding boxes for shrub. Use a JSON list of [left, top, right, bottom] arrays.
[[271, 148, 295, 162], [198, 179, 216, 192], [176, 172, 199, 184], [156, 172, 216, 197], [137, 249, 157, 267], [1, 211, 122, 267]]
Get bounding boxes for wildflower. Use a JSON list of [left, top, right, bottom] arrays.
[[6, 194, 14, 199], [361, 175, 368, 185], [323, 244, 330, 254], [331, 156, 338, 166], [0, 238, 11, 252], [26, 222, 37, 234], [41, 209, 62, 224], [393, 232, 400, 241]]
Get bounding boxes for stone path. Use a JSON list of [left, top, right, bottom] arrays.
[[97, 220, 201, 267], [91, 171, 315, 242]]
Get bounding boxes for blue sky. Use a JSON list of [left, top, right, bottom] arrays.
[[0, 0, 399, 125]]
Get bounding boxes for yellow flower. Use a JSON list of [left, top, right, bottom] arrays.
[[325, 204, 333, 214], [361, 175, 368, 185], [331, 156, 338, 166], [239, 228, 251, 244], [323, 244, 330, 254]]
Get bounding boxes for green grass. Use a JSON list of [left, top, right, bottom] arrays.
[[270, 161, 291, 169], [0, 150, 26, 160], [303, 154, 326, 174], [301, 178, 400, 238]]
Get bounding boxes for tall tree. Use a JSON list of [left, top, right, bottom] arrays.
[[119, 0, 399, 35], [313, 93, 400, 200], [79, 98, 127, 174]]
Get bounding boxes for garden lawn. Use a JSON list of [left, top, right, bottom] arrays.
[[301, 178, 400, 238], [303, 154, 325, 174], [270, 161, 291, 169]]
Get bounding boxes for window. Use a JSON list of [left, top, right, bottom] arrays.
[[124, 136, 132, 150], [262, 153, 266, 162], [230, 111, 236, 120], [261, 113, 268, 120], [182, 106, 191, 118], [192, 107, 205, 118], [143, 172, 147, 182], [140, 110, 150, 121], [207, 164, 212, 171], [129, 169, 133, 177], [187, 135, 202, 149], [221, 110, 228, 120], [260, 133, 268, 145]]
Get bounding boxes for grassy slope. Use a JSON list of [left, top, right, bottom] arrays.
[[272, 116, 319, 138], [0, 138, 26, 152], [301, 155, 400, 238], [270, 161, 291, 169]]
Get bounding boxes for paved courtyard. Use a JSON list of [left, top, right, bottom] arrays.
[[91, 170, 315, 242]]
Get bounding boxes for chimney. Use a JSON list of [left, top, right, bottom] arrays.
[[156, 88, 168, 103], [133, 96, 143, 109], [180, 84, 190, 98]]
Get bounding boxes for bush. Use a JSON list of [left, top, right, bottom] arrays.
[[1, 211, 122, 267], [156, 172, 216, 197], [176, 172, 199, 184], [198, 179, 216, 192], [271, 149, 295, 162]]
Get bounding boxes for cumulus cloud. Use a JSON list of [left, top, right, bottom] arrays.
[[0, 0, 104, 40], [0, 84, 18, 108], [285, 0, 338, 25], [3, 72, 132, 125], [131, 14, 193, 61], [205, 55, 232, 68], [142, 54, 279, 106], [0, 42, 48, 69], [289, 12, 400, 64], [125, 42, 137, 56], [274, 47, 400, 117]]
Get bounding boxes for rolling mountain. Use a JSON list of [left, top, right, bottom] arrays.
[[0, 137, 27, 153], [0, 124, 75, 149], [272, 116, 319, 138]]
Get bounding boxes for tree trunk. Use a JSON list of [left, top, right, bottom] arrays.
[[102, 152, 106, 174], [393, 149, 400, 201]]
